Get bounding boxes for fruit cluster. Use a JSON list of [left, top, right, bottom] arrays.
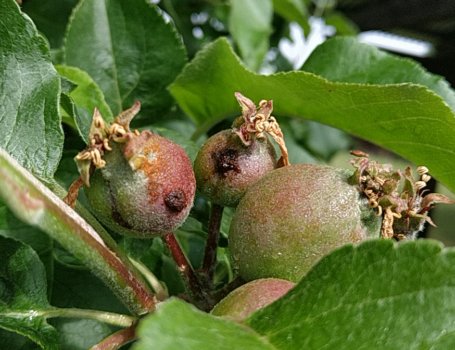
[[70, 93, 452, 318]]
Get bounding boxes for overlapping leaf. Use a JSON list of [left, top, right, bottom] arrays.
[[0, 0, 63, 180], [170, 38, 455, 193], [57, 65, 113, 142], [0, 236, 58, 350], [64, 0, 187, 117], [229, 0, 273, 71], [133, 298, 274, 350], [248, 240, 455, 349], [132, 240, 455, 349]]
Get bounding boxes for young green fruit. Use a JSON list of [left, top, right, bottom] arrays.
[[76, 102, 196, 238], [194, 92, 289, 207], [211, 278, 295, 322], [229, 163, 381, 282], [229, 156, 452, 282]]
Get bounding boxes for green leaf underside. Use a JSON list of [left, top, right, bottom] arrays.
[[170, 38, 455, 193], [0, 0, 63, 180], [56, 65, 113, 142], [303, 37, 455, 111], [0, 148, 154, 315], [134, 240, 455, 349], [229, 0, 273, 71], [64, 0, 187, 118], [133, 298, 275, 350], [248, 240, 455, 349], [0, 236, 58, 350]]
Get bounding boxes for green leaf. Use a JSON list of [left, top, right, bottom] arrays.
[[0, 328, 39, 350], [56, 65, 113, 142], [0, 201, 52, 256], [63, 0, 187, 117], [133, 298, 274, 350], [22, 0, 78, 48], [248, 240, 455, 349], [229, 0, 273, 71], [302, 37, 455, 110], [0, 236, 59, 350], [49, 262, 128, 350], [170, 38, 455, 193], [272, 0, 309, 34], [0, 0, 63, 180], [324, 12, 358, 36], [0, 148, 155, 315]]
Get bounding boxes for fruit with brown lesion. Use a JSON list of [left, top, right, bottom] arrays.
[[194, 92, 288, 207], [72, 102, 196, 238]]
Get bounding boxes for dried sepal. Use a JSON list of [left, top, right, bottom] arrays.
[[420, 193, 455, 211], [350, 152, 453, 240], [113, 100, 141, 132], [233, 92, 289, 167], [71, 102, 142, 194]]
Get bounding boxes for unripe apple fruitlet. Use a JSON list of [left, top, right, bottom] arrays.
[[74, 102, 196, 238], [194, 92, 289, 207], [229, 153, 452, 282]]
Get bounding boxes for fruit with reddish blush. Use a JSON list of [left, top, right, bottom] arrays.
[[194, 129, 276, 207], [75, 102, 196, 238], [229, 163, 381, 282], [211, 278, 295, 322], [86, 131, 195, 237], [229, 155, 452, 282]]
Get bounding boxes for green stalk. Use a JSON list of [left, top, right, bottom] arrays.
[[0, 148, 156, 315], [4, 308, 136, 328]]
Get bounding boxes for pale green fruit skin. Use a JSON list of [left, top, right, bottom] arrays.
[[211, 278, 295, 322], [229, 164, 381, 282], [194, 129, 276, 207], [85, 132, 196, 238]]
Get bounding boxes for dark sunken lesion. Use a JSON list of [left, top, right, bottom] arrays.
[[213, 148, 240, 176], [165, 189, 187, 212]]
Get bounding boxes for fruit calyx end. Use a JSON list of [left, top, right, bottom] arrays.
[[350, 150, 454, 240], [232, 92, 289, 167]]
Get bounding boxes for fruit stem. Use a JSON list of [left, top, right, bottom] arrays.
[[201, 203, 224, 283], [163, 232, 212, 310], [90, 325, 137, 350], [63, 176, 84, 208]]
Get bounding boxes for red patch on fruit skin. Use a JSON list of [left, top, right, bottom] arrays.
[[122, 131, 196, 234], [211, 278, 295, 322]]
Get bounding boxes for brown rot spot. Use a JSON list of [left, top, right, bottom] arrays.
[[213, 148, 240, 176], [165, 190, 187, 212]]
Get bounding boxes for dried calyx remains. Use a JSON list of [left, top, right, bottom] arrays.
[[350, 150, 453, 240], [232, 92, 289, 167]]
